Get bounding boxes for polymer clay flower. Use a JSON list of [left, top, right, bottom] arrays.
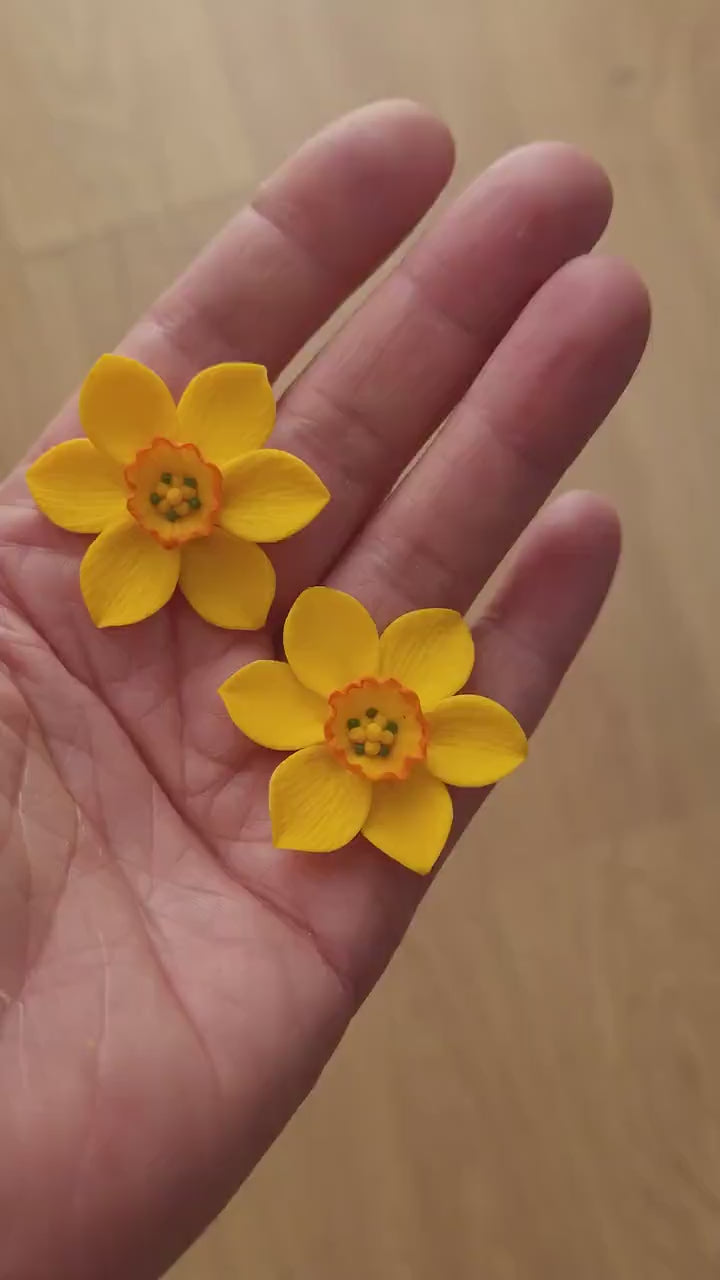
[[220, 587, 528, 874], [26, 356, 329, 629]]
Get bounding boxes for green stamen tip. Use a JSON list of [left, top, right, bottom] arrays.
[[160, 472, 172, 484], [183, 476, 198, 488], [166, 509, 179, 522], [353, 743, 365, 756], [149, 492, 161, 506], [385, 720, 398, 734], [379, 744, 391, 757], [347, 717, 361, 730], [365, 707, 378, 719], [188, 496, 201, 510]]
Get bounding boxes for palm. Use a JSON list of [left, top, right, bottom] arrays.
[[0, 471, 422, 1280], [0, 104, 649, 1280]]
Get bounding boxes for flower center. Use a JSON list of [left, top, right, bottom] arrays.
[[125, 438, 222, 548], [325, 676, 427, 781]]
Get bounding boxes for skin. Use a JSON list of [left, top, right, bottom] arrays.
[[0, 101, 650, 1280]]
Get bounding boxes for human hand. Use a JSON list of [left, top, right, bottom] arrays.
[[0, 101, 649, 1280]]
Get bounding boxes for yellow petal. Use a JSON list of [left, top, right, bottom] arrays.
[[79, 355, 178, 465], [362, 766, 453, 875], [80, 516, 180, 627], [425, 695, 528, 787], [378, 608, 475, 710], [219, 660, 326, 749], [179, 527, 275, 629], [270, 745, 371, 852], [177, 364, 275, 466], [26, 439, 126, 532], [220, 449, 329, 542], [283, 586, 379, 698]]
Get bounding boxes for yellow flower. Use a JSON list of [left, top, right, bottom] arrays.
[[26, 356, 329, 629], [219, 587, 528, 874]]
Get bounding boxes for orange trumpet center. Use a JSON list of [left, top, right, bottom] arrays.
[[125, 438, 222, 549], [325, 676, 428, 781]]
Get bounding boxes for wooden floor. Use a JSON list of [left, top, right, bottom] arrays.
[[2, 1, 720, 1276]]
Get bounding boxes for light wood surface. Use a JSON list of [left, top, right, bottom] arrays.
[[2, 1, 719, 1276]]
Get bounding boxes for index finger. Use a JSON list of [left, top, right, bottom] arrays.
[[26, 100, 454, 459]]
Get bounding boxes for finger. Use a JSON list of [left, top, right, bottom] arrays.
[[331, 255, 649, 623], [270, 143, 613, 609], [475, 491, 622, 732], [449, 489, 622, 833], [33, 100, 454, 454]]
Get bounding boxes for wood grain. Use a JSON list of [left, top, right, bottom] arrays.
[[1, 1, 719, 1276]]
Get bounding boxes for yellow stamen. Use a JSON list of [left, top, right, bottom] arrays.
[[348, 726, 366, 743], [157, 498, 169, 513], [380, 729, 394, 745], [366, 722, 382, 742], [166, 486, 182, 505], [364, 740, 381, 757], [176, 501, 190, 517]]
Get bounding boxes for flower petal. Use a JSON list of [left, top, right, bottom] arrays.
[[80, 516, 180, 627], [219, 660, 326, 750], [26, 439, 127, 532], [425, 695, 528, 786], [270, 745, 371, 852], [79, 355, 178, 464], [362, 767, 453, 875], [220, 449, 329, 542], [283, 587, 379, 698], [378, 608, 474, 710], [179, 527, 275, 629], [177, 364, 275, 466]]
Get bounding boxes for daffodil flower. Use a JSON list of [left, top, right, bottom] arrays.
[[219, 586, 528, 874], [26, 355, 329, 629]]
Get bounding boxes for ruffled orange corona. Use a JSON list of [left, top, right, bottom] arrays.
[[26, 356, 329, 629], [124, 439, 222, 549], [220, 587, 528, 874], [325, 677, 428, 780]]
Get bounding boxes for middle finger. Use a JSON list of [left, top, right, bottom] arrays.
[[270, 142, 613, 611]]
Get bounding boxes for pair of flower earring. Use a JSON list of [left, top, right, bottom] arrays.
[[27, 356, 527, 874]]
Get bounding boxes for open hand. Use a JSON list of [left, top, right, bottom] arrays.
[[0, 101, 649, 1280]]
